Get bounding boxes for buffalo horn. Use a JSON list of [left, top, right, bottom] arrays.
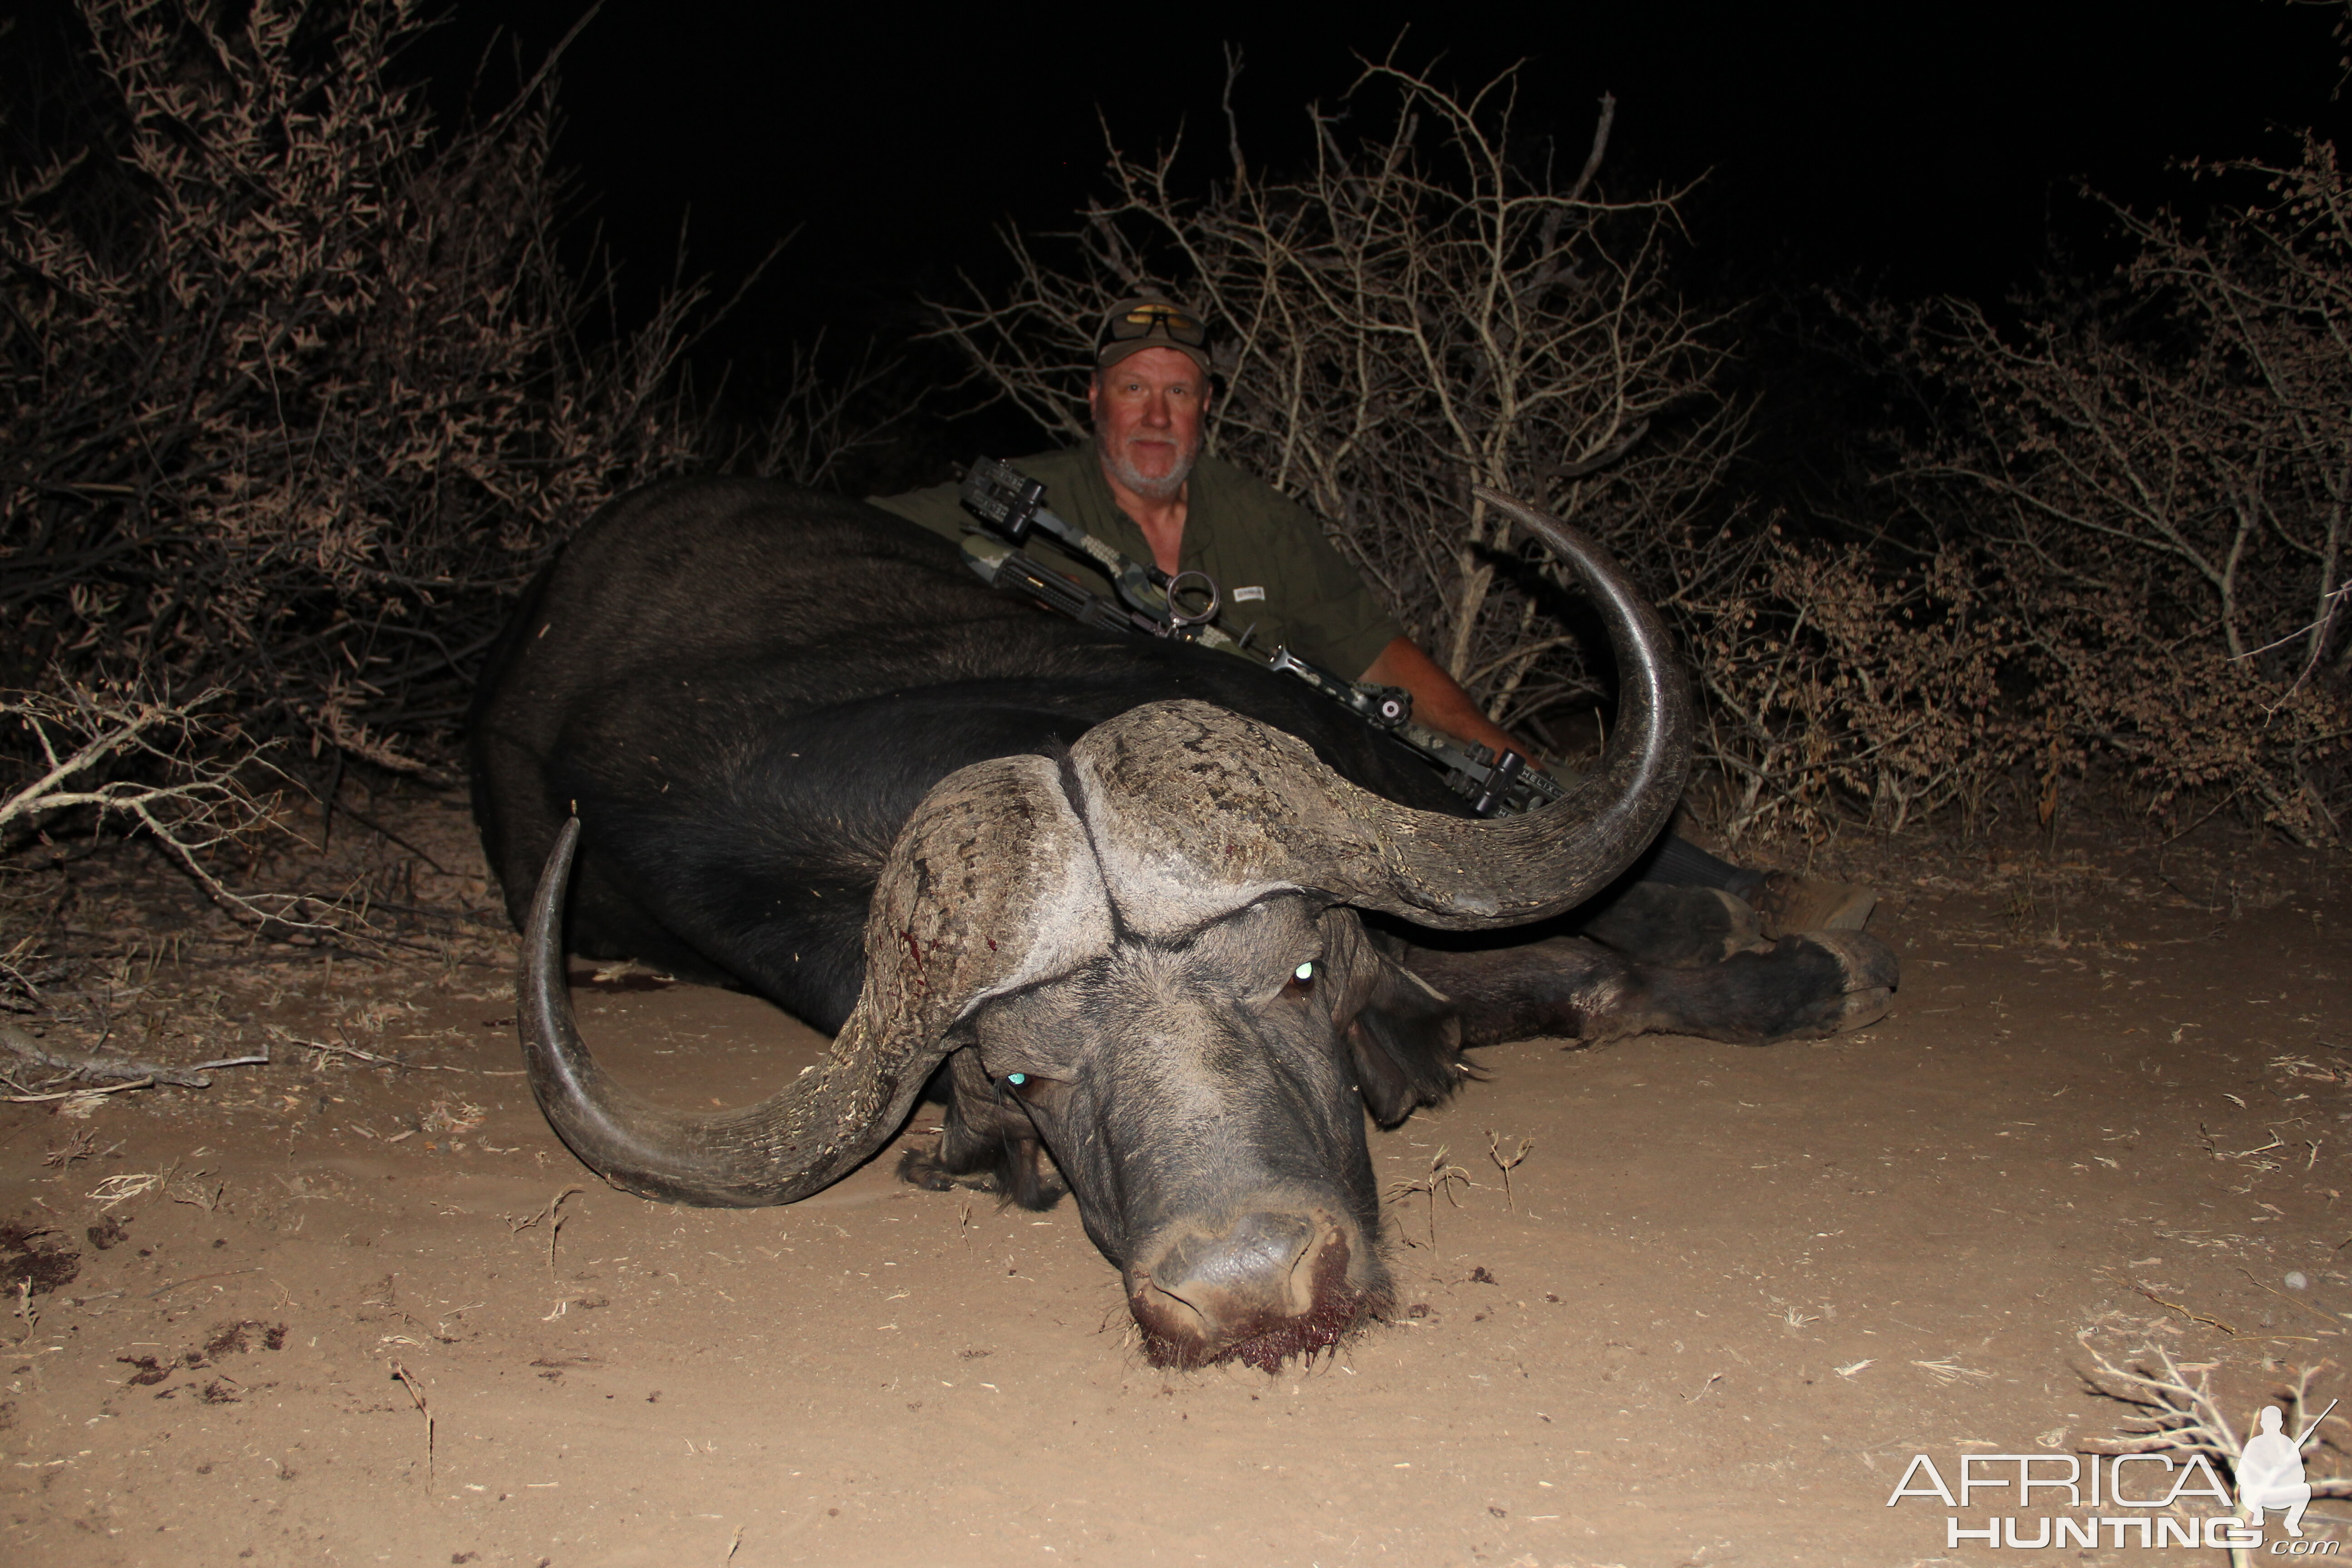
[[519, 753, 1113, 1206], [1067, 490, 1690, 937]]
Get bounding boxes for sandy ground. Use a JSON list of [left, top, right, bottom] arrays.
[[2, 792, 2348, 1567]]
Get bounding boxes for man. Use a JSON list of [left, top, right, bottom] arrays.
[[872, 297, 1872, 935], [2238, 1405, 2313, 1538]]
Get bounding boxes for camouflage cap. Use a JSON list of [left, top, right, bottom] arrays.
[[1094, 296, 1212, 377]]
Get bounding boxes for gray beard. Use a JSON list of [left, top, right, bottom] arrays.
[[1099, 435, 1200, 501]]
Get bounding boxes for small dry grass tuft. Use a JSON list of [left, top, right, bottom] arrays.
[[1385, 1144, 1474, 1250]]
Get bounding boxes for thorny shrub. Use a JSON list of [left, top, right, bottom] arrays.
[[0, 1, 883, 921], [1674, 538, 2012, 841], [1890, 135, 2352, 846], [0, 0, 721, 780]]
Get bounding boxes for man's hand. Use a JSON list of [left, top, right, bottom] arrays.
[[1359, 636, 1540, 767]]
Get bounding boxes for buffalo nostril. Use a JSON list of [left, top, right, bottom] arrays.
[[1127, 1212, 1369, 1370], [1150, 1211, 1317, 1315]]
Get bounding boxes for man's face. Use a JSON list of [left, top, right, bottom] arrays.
[[1089, 347, 1208, 502]]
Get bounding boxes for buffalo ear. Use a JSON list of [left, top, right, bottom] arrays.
[[1344, 960, 1466, 1128]]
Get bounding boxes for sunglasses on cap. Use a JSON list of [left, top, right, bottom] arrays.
[[1098, 301, 1207, 353]]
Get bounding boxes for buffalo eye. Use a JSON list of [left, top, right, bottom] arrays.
[[1284, 960, 1316, 997], [999, 1071, 1048, 1104]]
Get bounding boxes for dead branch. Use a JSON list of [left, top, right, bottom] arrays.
[[0, 1019, 262, 1089], [2078, 1336, 2352, 1510]]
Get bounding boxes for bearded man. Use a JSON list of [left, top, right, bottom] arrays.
[[872, 297, 1872, 935]]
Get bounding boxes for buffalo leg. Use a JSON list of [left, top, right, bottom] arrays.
[[1404, 930, 1897, 1049], [1574, 882, 1767, 967], [897, 1052, 1066, 1210]]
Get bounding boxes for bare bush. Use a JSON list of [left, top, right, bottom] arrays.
[[0, 0, 715, 774], [0, 678, 399, 943], [1676, 536, 2015, 841], [3, 683, 265, 875], [722, 334, 911, 491], [2080, 1337, 2350, 1561], [1892, 134, 2352, 844], [1, 0, 903, 934], [933, 54, 1746, 746]]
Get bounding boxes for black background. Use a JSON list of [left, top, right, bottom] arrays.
[[408, 3, 2350, 348]]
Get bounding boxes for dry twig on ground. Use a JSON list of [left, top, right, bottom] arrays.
[[1385, 1144, 1473, 1250], [2079, 1334, 2352, 1552], [0, 1018, 265, 1091], [388, 1359, 433, 1483]]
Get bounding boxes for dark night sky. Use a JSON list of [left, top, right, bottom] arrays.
[[408, 1, 2350, 416]]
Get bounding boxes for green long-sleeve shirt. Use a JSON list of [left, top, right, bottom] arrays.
[[869, 441, 1402, 680]]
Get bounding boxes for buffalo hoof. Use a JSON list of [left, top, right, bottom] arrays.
[[1776, 929, 1898, 1037], [1653, 927, 1900, 1045], [1754, 872, 1877, 938], [1127, 1210, 1380, 1372]]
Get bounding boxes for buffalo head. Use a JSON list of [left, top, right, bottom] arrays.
[[515, 491, 1690, 1368]]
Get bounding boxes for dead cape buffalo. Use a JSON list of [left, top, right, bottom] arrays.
[[467, 476, 1896, 1370]]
